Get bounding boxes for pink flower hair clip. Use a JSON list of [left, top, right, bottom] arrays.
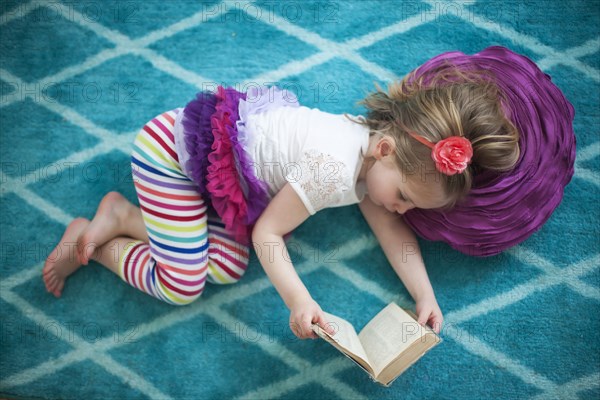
[[407, 131, 473, 175]]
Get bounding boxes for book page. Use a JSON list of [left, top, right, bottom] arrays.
[[312, 311, 372, 370], [358, 303, 429, 377]]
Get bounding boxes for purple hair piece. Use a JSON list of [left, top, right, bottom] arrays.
[[402, 46, 576, 257]]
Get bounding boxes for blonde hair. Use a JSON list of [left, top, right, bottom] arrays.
[[345, 62, 520, 209]]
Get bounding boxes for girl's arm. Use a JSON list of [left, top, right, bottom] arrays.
[[358, 194, 444, 334], [252, 183, 336, 340]]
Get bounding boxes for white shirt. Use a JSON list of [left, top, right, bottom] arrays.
[[245, 105, 370, 215]]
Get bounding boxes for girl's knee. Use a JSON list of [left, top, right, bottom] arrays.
[[160, 283, 206, 305], [206, 258, 248, 285], [206, 236, 250, 285], [155, 266, 208, 305], [170, 290, 204, 306]]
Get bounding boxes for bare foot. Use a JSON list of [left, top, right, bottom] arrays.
[[77, 191, 133, 265], [43, 217, 90, 298]]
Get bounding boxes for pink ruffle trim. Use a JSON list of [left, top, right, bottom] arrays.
[[206, 86, 251, 243]]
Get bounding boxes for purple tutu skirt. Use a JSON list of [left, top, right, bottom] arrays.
[[179, 84, 300, 243], [402, 46, 577, 257]]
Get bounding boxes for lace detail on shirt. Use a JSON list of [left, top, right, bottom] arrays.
[[286, 148, 352, 213]]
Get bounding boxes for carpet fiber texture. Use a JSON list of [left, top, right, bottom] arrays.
[[1, 1, 599, 399]]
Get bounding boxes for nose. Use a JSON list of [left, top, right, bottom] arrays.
[[395, 203, 415, 214]]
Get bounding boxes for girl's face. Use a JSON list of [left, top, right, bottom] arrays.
[[361, 136, 448, 214]]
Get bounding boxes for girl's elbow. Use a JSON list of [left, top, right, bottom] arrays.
[[251, 221, 275, 244]]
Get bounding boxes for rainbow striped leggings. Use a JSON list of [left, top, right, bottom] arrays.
[[118, 109, 250, 305]]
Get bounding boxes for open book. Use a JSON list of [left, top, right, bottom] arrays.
[[311, 302, 442, 386]]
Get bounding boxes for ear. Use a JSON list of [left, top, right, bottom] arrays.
[[375, 136, 396, 159]]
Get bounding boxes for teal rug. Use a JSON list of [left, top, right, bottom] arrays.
[[1, 1, 599, 399]]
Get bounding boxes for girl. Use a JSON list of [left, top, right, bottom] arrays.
[[42, 45, 575, 340]]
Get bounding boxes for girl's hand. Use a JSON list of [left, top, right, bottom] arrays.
[[416, 294, 444, 334], [289, 297, 336, 340]]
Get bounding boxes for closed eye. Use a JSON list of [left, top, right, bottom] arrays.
[[398, 190, 416, 206]]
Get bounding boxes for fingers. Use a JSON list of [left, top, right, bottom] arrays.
[[303, 315, 318, 339], [431, 314, 444, 334], [313, 313, 336, 337], [291, 311, 332, 339], [290, 317, 315, 339], [417, 307, 431, 327], [418, 308, 444, 334], [289, 321, 301, 338], [289, 301, 337, 340]]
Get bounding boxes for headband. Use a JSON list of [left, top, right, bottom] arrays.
[[407, 131, 473, 176]]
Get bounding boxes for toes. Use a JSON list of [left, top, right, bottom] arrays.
[[43, 252, 59, 273], [42, 265, 54, 282], [44, 270, 64, 297], [42, 217, 90, 298], [42, 264, 54, 276], [43, 277, 51, 292], [45, 272, 56, 284], [46, 275, 58, 291], [53, 282, 64, 297]]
